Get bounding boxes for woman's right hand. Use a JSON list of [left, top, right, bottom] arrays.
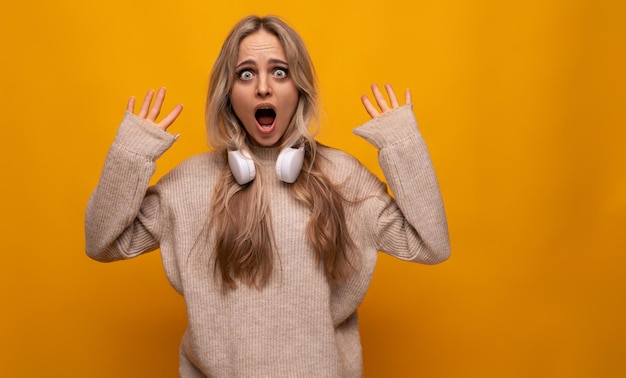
[[127, 87, 183, 134]]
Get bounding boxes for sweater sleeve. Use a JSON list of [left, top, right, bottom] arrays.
[[84, 111, 177, 262], [353, 104, 450, 264]]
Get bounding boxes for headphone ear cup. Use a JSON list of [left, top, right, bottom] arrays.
[[228, 149, 256, 185], [276, 146, 304, 183]]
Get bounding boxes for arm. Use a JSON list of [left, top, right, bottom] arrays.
[[354, 84, 450, 264], [85, 88, 183, 261]]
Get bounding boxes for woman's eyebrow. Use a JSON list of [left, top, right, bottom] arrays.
[[235, 58, 289, 70], [268, 58, 288, 66], [235, 59, 256, 69]]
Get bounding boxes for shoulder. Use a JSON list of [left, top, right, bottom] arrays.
[[316, 144, 386, 197], [157, 150, 225, 189], [317, 144, 364, 177], [177, 150, 224, 172]]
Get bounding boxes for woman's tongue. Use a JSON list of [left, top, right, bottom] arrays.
[[256, 108, 276, 129]]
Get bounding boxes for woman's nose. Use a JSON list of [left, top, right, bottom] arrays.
[[256, 75, 272, 97]]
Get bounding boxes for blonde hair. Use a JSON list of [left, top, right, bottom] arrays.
[[206, 15, 354, 289]]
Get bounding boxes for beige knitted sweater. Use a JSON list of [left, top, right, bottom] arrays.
[[85, 104, 450, 377]]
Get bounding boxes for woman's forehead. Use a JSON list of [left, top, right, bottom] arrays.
[[236, 30, 287, 64]]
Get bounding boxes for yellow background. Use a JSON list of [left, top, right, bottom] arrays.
[[1, 0, 624, 376]]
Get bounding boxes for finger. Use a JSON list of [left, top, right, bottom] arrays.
[[371, 84, 390, 113], [147, 87, 166, 122], [385, 83, 400, 108], [138, 89, 155, 119], [127, 96, 135, 113], [156, 104, 184, 130], [405, 88, 412, 104], [361, 95, 380, 118]]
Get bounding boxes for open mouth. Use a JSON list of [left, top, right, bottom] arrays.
[[255, 108, 276, 128]]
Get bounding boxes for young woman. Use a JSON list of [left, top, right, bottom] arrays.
[[85, 15, 450, 377]]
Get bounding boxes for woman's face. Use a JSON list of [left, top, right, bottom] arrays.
[[230, 29, 299, 147]]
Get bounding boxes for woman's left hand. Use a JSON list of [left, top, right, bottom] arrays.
[[361, 83, 411, 119]]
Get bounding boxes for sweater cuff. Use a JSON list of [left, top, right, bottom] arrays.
[[352, 104, 418, 149], [112, 111, 178, 160]]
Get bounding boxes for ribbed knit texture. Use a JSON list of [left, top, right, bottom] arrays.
[[85, 105, 450, 377]]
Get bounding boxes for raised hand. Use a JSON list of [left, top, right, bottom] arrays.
[[127, 87, 183, 133], [361, 83, 411, 119]]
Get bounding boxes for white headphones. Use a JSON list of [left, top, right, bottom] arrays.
[[228, 146, 305, 185]]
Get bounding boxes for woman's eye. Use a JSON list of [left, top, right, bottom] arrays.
[[273, 68, 288, 78], [238, 70, 254, 80]]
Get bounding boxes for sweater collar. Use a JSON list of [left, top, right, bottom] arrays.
[[249, 144, 281, 164]]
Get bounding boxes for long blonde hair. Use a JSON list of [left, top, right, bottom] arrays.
[[206, 15, 354, 289]]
